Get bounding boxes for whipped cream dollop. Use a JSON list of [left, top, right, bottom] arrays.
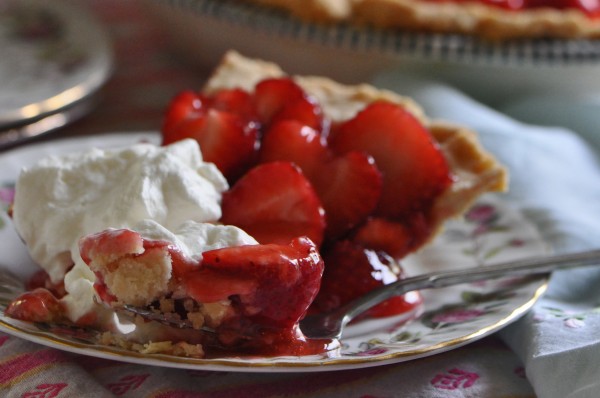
[[133, 219, 257, 261], [12, 139, 228, 283], [12, 138, 258, 322]]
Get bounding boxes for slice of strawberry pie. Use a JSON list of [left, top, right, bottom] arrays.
[[79, 222, 331, 356]]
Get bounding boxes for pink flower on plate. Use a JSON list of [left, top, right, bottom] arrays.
[[0, 186, 14, 207], [432, 308, 485, 324], [532, 312, 549, 322], [564, 318, 585, 329], [465, 204, 496, 224], [508, 238, 526, 247], [357, 347, 388, 356], [431, 368, 479, 390]]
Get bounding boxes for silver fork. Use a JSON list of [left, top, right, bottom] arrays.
[[298, 249, 600, 340]]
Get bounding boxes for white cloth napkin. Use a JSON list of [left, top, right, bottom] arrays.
[[373, 71, 600, 398]]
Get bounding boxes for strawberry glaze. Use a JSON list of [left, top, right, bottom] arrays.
[[426, 0, 600, 17]]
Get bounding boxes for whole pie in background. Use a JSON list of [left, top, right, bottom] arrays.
[[245, 0, 600, 40]]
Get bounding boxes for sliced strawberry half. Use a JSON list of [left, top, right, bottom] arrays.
[[351, 213, 432, 260], [210, 87, 258, 122], [269, 96, 325, 132], [253, 78, 324, 130], [161, 90, 259, 182], [259, 120, 382, 240], [310, 240, 422, 317], [162, 90, 206, 142], [314, 152, 383, 240], [220, 161, 325, 247], [258, 120, 328, 177], [197, 236, 324, 329], [330, 101, 452, 220]]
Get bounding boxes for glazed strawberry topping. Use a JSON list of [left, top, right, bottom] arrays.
[[253, 78, 324, 130], [258, 120, 383, 240], [351, 217, 420, 260], [162, 90, 259, 182], [330, 101, 452, 220], [160, 77, 451, 324], [5, 288, 64, 323], [200, 237, 323, 329], [311, 241, 422, 317], [427, 0, 600, 16], [194, 236, 328, 355], [220, 161, 326, 247]]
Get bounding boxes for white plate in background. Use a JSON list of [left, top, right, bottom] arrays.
[[0, 1, 113, 134]]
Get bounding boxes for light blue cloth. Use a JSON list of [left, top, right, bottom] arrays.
[[373, 71, 600, 398]]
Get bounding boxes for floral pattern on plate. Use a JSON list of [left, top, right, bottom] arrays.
[[0, 133, 549, 372], [0, 182, 14, 229]]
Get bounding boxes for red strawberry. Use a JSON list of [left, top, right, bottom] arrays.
[[26, 269, 66, 298], [366, 293, 422, 318], [161, 90, 259, 182], [351, 214, 432, 259], [198, 236, 324, 328], [220, 161, 325, 247], [269, 96, 325, 132], [164, 108, 259, 182], [258, 120, 328, 177], [314, 152, 383, 239], [310, 241, 421, 317], [330, 101, 452, 220], [253, 78, 323, 130], [162, 90, 206, 142], [184, 270, 258, 304], [259, 120, 382, 239], [525, 0, 600, 15], [210, 88, 258, 122], [5, 288, 64, 323]]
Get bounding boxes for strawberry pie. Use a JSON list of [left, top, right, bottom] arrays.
[[6, 51, 507, 358], [245, 0, 600, 40]]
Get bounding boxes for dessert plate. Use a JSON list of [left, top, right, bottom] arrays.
[[0, 1, 113, 139], [0, 133, 549, 372]]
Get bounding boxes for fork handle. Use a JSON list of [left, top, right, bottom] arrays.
[[343, 249, 600, 322]]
